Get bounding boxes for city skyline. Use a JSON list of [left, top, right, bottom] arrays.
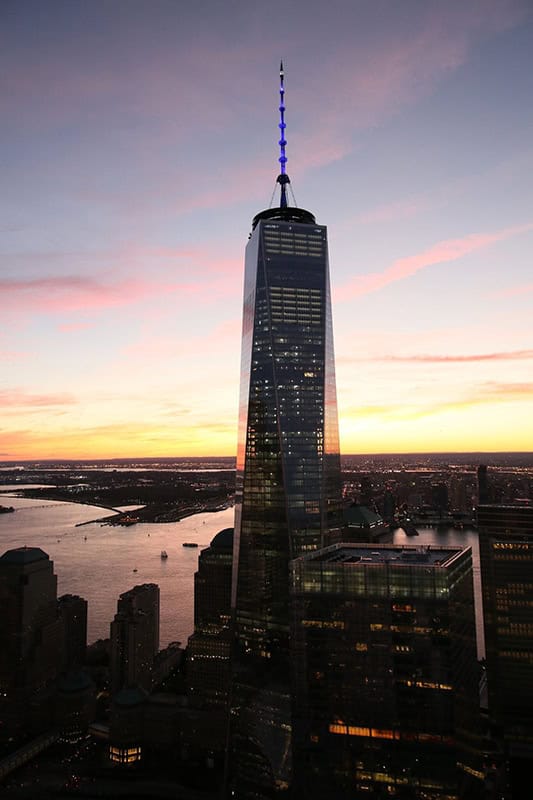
[[2, 0, 533, 460]]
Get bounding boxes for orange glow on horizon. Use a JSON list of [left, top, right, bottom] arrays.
[[2, 399, 532, 461]]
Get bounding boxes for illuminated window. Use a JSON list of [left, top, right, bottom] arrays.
[[109, 745, 142, 764]]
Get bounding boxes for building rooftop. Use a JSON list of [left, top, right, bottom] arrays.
[[304, 543, 464, 568], [58, 670, 94, 694], [0, 546, 49, 566], [113, 686, 148, 707], [344, 503, 385, 527], [210, 527, 234, 550]]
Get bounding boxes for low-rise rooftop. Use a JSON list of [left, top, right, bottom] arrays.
[[303, 543, 464, 568]]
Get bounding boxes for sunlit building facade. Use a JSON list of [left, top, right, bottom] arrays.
[[290, 543, 484, 799]]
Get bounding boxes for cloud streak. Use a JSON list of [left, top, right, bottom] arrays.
[[336, 222, 533, 300], [0, 269, 239, 315], [0, 389, 77, 407], [369, 350, 533, 363]]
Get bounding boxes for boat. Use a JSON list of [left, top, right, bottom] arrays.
[[0, 505, 15, 514], [161, 550, 168, 559], [119, 515, 139, 526], [182, 542, 199, 548], [402, 521, 419, 537]]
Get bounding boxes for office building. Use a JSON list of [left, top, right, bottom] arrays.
[[110, 583, 160, 693], [229, 65, 342, 796], [58, 593, 88, 670], [290, 543, 483, 799], [341, 502, 389, 543], [0, 546, 63, 689], [478, 504, 533, 796], [187, 528, 233, 708], [0, 547, 64, 740], [477, 466, 489, 505]]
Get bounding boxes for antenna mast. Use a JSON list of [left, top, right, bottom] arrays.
[[277, 61, 290, 208]]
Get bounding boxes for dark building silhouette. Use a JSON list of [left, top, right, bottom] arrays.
[[110, 583, 160, 693], [0, 547, 64, 741], [478, 504, 533, 797], [477, 465, 489, 505], [432, 481, 449, 515], [229, 65, 342, 797], [187, 527, 233, 708], [55, 669, 96, 743], [382, 487, 397, 524], [339, 502, 389, 543], [358, 474, 374, 507], [58, 593, 88, 670], [290, 543, 484, 799]]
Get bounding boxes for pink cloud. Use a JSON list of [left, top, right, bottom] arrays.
[[5, 2, 522, 224], [336, 222, 533, 300], [0, 349, 30, 362], [0, 269, 238, 315], [482, 381, 533, 397], [0, 389, 77, 407], [294, 1, 527, 161], [0, 275, 159, 313], [57, 321, 96, 333]]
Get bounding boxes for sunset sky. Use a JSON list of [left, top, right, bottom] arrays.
[[2, 0, 533, 460]]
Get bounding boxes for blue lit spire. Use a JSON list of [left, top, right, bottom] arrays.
[[277, 60, 290, 208]]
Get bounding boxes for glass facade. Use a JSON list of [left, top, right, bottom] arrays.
[[233, 217, 342, 657], [290, 544, 483, 799], [229, 212, 342, 796], [478, 504, 533, 792]]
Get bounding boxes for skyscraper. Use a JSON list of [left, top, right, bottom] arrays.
[[187, 527, 233, 709], [110, 583, 160, 693], [478, 504, 533, 796], [58, 593, 88, 670], [229, 64, 342, 796], [0, 547, 64, 741]]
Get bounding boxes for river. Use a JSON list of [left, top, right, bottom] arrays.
[[0, 494, 484, 657], [0, 492, 234, 648]]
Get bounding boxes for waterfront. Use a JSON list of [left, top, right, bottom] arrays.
[[0, 494, 484, 656]]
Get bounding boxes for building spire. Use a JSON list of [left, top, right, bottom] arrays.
[[277, 60, 290, 208], [252, 62, 316, 228]]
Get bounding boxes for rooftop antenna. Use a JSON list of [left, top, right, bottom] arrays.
[[277, 60, 290, 208], [252, 63, 316, 228]]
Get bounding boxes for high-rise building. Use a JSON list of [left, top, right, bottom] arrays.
[[228, 64, 342, 797], [58, 593, 88, 670], [187, 527, 233, 708], [477, 465, 489, 505], [290, 543, 484, 799], [0, 546, 63, 690], [110, 583, 160, 693], [0, 547, 64, 741], [478, 504, 533, 796]]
